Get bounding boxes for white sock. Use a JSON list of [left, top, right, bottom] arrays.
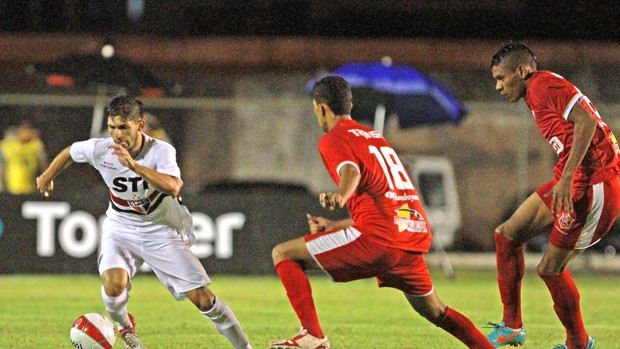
[[201, 297, 252, 349], [101, 286, 130, 327]]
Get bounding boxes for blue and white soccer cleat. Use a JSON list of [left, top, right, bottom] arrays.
[[485, 322, 526, 347], [552, 336, 597, 349]]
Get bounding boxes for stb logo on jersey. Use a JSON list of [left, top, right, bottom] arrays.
[[556, 212, 575, 233], [393, 204, 428, 233]]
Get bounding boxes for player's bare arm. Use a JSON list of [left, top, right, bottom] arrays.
[[109, 143, 182, 198], [548, 103, 598, 215], [319, 163, 360, 210], [36, 146, 74, 197], [306, 213, 354, 233]]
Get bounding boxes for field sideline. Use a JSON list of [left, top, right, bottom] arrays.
[[1, 268, 618, 349]]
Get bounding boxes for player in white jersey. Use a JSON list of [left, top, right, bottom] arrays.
[[36, 96, 253, 349]]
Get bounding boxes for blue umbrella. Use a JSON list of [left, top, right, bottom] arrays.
[[307, 60, 467, 133]]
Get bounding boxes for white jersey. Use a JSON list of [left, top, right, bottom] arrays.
[[70, 133, 195, 244]]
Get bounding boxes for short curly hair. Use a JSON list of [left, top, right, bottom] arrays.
[[311, 75, 353, 115], [491, 42, 538, 71], [105, 96, 144, 121]]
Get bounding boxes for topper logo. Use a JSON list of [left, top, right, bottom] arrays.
[[21, 201, 245, 259]]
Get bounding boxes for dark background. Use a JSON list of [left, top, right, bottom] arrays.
[[2, 1, 620, 254], [1, 0, 619, 41]]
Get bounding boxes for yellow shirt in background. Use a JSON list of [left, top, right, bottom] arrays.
[[0, 138, 45, 194]]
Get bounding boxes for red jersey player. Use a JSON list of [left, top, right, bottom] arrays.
[[488, 42, 620, 349], [269, 75, 494, 349]]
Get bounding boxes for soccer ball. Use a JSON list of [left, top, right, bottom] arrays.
[[70, 312, 117, 349]]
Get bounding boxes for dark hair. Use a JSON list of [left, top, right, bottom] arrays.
[[105, 96, 144, 121], [491, 42, 538, 70], [311, 75, 353, 115]]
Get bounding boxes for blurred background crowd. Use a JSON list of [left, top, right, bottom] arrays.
[[1, 0, 620, 253]]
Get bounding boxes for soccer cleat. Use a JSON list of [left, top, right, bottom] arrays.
[[485, 322, 526, 347], [270, 327, 330, 349], [118, 313, 147, 349], [552, 336, 597, 349]]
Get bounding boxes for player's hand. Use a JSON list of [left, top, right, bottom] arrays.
[[547, 177, 574, 215], [108, 144, 135, 169], [36, 175, 54, 197], [319, 192, 346, 210], [307, 213, 330, 233]]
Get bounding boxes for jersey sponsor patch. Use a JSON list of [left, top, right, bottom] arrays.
[[549, 136, 564, 154], [109, 190, 167, 215], [385, 191, 419, 202], [127, 197, 151, 207], [394, 204, 428, 233], [99, 161, 117, 170]]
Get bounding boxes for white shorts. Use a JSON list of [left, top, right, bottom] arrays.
[[98, 218, 210, 300]]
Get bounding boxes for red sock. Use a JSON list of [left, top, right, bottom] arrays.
[[494, 231, 524, 328], [275, 260, 324, 338], [436, 307, 494, 349], [539, 270, 588, 349]]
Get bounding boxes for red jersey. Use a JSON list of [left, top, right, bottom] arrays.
[[318, 119, 432, 253], [525, 70, 620, 186]]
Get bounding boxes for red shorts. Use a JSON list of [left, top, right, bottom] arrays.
[[304, 227, 433, 296], [536, 176, 620, 249]]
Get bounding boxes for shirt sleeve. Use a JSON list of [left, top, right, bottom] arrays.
[[154, 142, 182, 180], [69, 139, 97, 166], [318, 132, 358, 183], [529, 73, 582, 120]]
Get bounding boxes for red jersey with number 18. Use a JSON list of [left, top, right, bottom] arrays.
[[318, 119, 432, 253], [525, 70, 620, 187]]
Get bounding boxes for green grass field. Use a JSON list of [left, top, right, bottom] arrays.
[[1, 268, 618, 349]]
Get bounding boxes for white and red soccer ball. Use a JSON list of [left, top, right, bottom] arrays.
[[70, 313, 116, 349]]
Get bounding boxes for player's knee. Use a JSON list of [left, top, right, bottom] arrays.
[[102, 281, 127, 297], [101, 268, 129, 297], [196, 295, 215, 312], [536, 262, 564, 275], [494, 223, 510, 237], [271, 243, 288, 264], [431, 307, 449, 326], [407, 292, 446, 324], [494, 222, 521, 243], [200, 294, 216, 312], [188, 286, 216, 311], [416, 304, 446, 324]]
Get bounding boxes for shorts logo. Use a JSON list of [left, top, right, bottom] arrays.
[[394, 204, 428, 233], [557, 212, 575, 232]]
